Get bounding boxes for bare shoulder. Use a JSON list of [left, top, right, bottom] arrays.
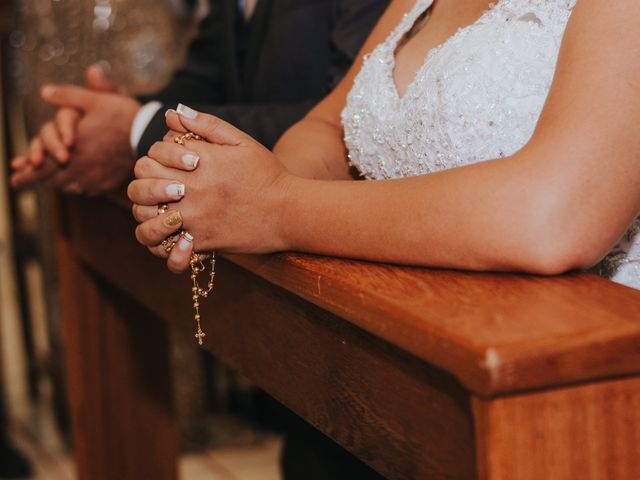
[[560, 0, 640, 62], [532, 0, 640, 153]]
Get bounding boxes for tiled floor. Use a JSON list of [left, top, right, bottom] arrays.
[[8, 424, 75, 480], [9, 419, 283, 480], [181, 437, 283, 480]]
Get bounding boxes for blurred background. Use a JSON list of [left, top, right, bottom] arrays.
[[0, 1, 283, 478]]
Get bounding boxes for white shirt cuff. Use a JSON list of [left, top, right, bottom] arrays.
[[130, 101, 163, 153]]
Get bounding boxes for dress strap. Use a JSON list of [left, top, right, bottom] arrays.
[[387, 0, 435, 46]]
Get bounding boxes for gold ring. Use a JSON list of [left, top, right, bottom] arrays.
[[162, 233, 180, 254], [173, 132, 204, 146], [157, 203, 169, 216]]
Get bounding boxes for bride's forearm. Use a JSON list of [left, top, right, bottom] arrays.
[[277, 154, 625, 275], [274, 116, 353, 181]]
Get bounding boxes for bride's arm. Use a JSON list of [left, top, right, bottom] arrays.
[[129, 0, 640, 275], [278, 0, 640, 274]]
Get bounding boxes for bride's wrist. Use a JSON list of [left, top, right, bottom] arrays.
[[270, 171, 303, 252]]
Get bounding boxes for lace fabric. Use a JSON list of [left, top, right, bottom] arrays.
[[341, 0, 640, 289]]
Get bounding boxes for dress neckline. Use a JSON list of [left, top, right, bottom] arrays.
[[389, 0, 506, 101]]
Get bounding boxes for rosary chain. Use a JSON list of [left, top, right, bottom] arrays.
[[173, 131, 215, 345]]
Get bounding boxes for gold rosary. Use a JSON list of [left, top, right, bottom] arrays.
[[158, 131, 216, 345], [189, 252, 215, 345]]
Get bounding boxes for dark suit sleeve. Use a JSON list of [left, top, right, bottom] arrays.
[[138, 7, 227, 106], [327, 0, 390, 90], [137, 0, 390, 157]]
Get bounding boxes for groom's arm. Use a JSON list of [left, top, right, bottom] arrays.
[[136, 0, 390, 157]]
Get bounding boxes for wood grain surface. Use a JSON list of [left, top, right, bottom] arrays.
[[67, 197, 640, 396], [474, 376, 640, 480], [57, 210, 178, 480]]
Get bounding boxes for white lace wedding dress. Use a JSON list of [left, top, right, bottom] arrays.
[[342, 0, 640, 289]]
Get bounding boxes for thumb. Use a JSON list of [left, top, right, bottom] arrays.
[[41, 84, 97, 112], [85, 64, 115, 92], [173, 104, 249, 146]]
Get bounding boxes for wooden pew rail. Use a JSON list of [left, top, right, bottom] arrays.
[[57, 196, 640, 480]]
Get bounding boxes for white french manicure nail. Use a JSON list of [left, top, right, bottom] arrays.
[[164, 109, 176, 117], [166, 183, 185, 197], [182, 153, 199, 169], [178, 232, 194, 251], [176, 103, 198, 119]]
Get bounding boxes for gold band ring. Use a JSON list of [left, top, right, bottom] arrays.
[[162, 233, 180, 254], [173, 132, 204, 146]]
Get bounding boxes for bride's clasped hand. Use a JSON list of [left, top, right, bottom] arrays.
[[127, 106, 293, 273]]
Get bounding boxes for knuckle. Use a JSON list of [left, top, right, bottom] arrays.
[[133, 157, 150, 178], [137, 221, 163, 246], [148, 141, 162, 159], [133, 161, 143, 178], [134, 225, 146, 244], [126, 182, 137, 201], [204, 117, 220, 138], [132, 204, 141, 222], [149, 220, 167, 241]]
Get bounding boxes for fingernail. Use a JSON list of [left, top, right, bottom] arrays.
[[182, 153, 199, 169], [178, 232, 194, 250], [164, 211, 183, 227], [165, 108, 176, 117], [176, 103, 198, 119], [165, 183, 185, 197], [41, 85, 56, 97]]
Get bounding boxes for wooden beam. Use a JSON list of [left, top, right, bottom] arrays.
[[57, 218, 178, 480]]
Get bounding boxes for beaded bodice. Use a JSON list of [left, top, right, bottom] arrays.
[[341, 0, 640, 289]]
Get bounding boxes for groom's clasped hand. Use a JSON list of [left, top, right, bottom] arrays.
[[127, 105, 293, 273], [10, 65, 141, 196]]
